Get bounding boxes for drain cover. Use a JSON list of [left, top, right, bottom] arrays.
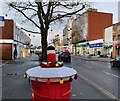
[[3, 73, 22, 76], [5, 73, 17, 76]]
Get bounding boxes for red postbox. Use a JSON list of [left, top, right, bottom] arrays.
[[26, 46, 77, 100]]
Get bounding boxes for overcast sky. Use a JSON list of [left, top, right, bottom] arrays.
[[0, 0, 119, 46], [48, 1, 119, 44]]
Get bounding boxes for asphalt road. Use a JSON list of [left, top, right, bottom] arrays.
[[64, 56, 120, 99], [2, 55, 118, 100]]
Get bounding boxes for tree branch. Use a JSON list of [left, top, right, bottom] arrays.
[[15, 5, 37, 12], [28, 1, 37, 7], [21, 27, 40, 34], [48, 2, 59, 22], [21, 13, 37, 23], [9, 3, 40, 29], [45, 2, 54, 25], [50, 4, 85, 22], [39, 2, 45, 17], [49, 5, 54, 22], [36, 2, 44, 29], [8, 2, 37, 12], [53, 11, 69, 14], [59, 4, 73, 9]]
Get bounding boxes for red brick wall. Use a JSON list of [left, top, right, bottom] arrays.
[[0, 27, 2, 39], [2, 19, 14, 39], [88, 11, 113, 41], [0, 44, 12, 60]]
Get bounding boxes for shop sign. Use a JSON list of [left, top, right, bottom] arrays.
[[89, 43, 103, 48], [0, 16, 4, 27], [104, 42, 113, 46], [0, 39, 13, 43]]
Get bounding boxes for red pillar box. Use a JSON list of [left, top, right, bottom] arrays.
[[26, 46, 77, 100], [26, 66, 77, 101]]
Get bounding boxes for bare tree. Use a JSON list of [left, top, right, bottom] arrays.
[[8, 0, 87, 61]]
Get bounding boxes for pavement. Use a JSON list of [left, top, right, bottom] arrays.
[[2, 54, 40, 100], [74, 55, 111, 62], [0, 53, 39, 66], [0, 54, 111, 66], [0, 60, 11, 66]]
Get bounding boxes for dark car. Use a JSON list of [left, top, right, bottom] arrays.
[[58, 52, 71, 62], [38, 52, 42, 61], [110, 56, 120, 67]]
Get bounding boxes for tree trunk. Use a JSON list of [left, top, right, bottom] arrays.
[[41, 28, 48, 61], [75, 43, 77, 56]]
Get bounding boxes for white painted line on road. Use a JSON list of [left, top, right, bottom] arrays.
[[103, 71, 120, 78], [72, 94, 77, 97], [78, 73, 119, 100], [90, 61, 100, 65], [91, 61, 95, 64], [90, 61, 111, 69], [81, 64, 93, 68]]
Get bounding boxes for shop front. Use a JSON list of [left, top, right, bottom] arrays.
[[88, 39, 104, 56], [76, 42, 89, 56], [22, 45, 30, 58], [115, 44, 120, 56], [89, 43, 103, 56], [103, 42, 113, 58]]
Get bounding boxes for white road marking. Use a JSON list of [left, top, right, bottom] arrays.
[[89, 61, 111, 69], [81, 63, 93, 68], [91, 61, 95, 64], [103, 71, 120, 78], [79, 73, 119, 100], [87, 65, 93, 68], [72, 94, 77, 96]]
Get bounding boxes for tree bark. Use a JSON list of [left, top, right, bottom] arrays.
[[75, 43, 77, 56], [41, 28, 48, 61]]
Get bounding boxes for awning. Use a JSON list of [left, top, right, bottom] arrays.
[[76, 42, 89, 47], [115, 44, 120, 47]]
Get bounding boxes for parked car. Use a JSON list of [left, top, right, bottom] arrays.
[[38, 52, 42, 61], [58, 51, 71, 62], [110, 56, 120, 67]]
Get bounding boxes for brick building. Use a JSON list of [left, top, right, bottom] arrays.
[[72, 10, 113, 56], [104, 23, 120, 58], [0, 18, 31, 60], [87, 11, 112, 41]]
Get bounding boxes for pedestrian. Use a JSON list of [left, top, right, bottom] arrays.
[[30, 50, 33, 56], [98, 50, 101, 57], [14, 50, 17, 59], [110, 52, 112, 59], [77, 51, 79, 55]]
